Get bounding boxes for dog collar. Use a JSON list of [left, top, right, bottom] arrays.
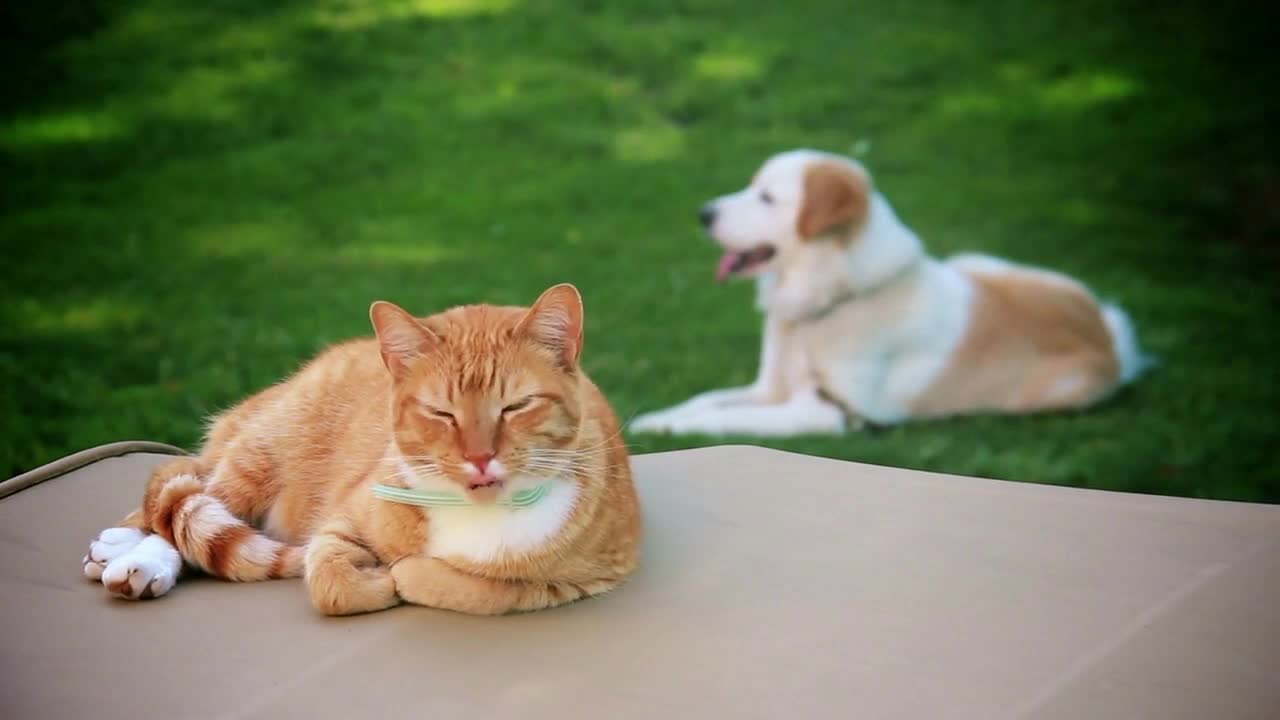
[[791, 261, 922, 324], [372, 483, 551, 508]]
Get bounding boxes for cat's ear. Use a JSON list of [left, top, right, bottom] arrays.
[[369, 301, 437, 378], [516, 283, 584, 370]]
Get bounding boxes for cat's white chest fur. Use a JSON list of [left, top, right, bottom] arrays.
[[423, 480, 579, 563]]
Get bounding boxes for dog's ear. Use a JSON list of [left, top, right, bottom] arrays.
[[796, 161, 870, 240]]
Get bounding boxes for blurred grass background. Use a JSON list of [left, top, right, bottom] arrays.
[[2, 0, 1277, 500]]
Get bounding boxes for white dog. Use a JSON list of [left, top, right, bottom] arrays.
[[632, 149, 1147, 436]]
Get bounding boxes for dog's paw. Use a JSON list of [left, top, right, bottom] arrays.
[[98, 534, 181, 600], [631, 410, 720, 436], [629, 411, 677, 434], [83, 527, 146, 581]]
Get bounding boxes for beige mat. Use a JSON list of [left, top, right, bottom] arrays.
[[2, 443, 1277, 719]]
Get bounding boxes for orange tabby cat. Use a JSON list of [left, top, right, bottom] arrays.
[[81, 284, 641, 615]]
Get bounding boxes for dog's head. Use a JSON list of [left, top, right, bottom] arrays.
[[702, 149, 872, 282]]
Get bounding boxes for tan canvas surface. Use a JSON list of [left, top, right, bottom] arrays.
[[1, 445, 1277, 719]]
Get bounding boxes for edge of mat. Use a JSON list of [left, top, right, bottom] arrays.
[[1, 441, 191, 500]]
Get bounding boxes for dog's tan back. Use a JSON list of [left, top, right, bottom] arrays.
[[913, 258, 1122, 417]]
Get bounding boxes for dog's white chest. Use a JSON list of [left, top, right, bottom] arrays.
[[424, 481, 579, 563]]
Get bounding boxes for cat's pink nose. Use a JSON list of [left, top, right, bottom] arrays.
[[464, 451, 495, 475]]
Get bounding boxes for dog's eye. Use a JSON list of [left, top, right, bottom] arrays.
[[502, 397, 533, 414], [759, 191, 774, 204]]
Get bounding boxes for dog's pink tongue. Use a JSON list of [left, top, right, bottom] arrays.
[[716, 252, 742, 283]]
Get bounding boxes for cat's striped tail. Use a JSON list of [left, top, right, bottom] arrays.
[[143, 458, 305, 581]]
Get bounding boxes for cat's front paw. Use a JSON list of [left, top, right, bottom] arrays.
[[84, 529, 181, 600], [390, 556, 453, 607], [83, 527, 146, 581], [101, 555, 178, 600]]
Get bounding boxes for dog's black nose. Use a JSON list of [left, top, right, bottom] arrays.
[[699, 205, 717, 229]]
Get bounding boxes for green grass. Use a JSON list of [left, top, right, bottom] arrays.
[[3, 0, 1277, 501]]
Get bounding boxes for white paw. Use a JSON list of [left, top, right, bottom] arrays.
[[630, 410, 717, 436], [99, 534, 182, 600], [83, 527, 146, 581], [629, 410, 678, 434]]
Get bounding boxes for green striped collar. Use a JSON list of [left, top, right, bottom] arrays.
[[372, 483, 551, 508]]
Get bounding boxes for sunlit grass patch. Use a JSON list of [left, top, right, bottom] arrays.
[[614, 122, 685, 163], [0, 110, 127, 149], [312, 0, 518, 30], [694, 50, 764, 82]]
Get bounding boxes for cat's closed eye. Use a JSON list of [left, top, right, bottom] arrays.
[[423, 406, 455, 422], [502, 397, 534, 414]]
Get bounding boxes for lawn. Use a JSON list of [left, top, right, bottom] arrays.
[[2, 0, 1277, 501]]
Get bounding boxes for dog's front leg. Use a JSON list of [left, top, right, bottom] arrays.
[[630, 392, 755, 433], [632, 317, 792, 433], [639, 386, 846, 437]]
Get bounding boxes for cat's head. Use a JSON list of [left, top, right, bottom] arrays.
[[370, 284, 589, 504]]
